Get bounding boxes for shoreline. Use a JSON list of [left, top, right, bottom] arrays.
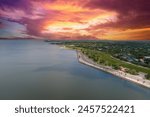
[[77, 50, 150, 89]]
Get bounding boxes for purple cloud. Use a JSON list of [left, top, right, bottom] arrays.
[[85, 0, 150, 29], [0, 0, 32, 13]]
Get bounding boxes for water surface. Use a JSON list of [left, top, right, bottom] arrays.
[[0, 40, 150, 100]]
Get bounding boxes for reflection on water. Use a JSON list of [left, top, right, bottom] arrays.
[[0, 40, 150, 100]]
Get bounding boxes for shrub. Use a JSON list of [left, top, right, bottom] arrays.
[[112, 64, 120, 70], [146, 73, 150, 80], [126, 69, 138, 75]]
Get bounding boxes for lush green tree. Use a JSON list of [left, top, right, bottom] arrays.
[[127, 69, 138, 75], [146, 73, 150, 80], [112, 64, 120, 70]]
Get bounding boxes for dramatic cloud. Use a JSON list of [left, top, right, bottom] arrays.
[[0, 21, 2, 27], [86, 0, 150, 28], [0, 0, 149, 40]]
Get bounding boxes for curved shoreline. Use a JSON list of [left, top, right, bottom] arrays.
[[77, 50, 150, 89]]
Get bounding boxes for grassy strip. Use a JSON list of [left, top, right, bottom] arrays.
[[68, 46, 150, 79], [82, 49, 150, 73]]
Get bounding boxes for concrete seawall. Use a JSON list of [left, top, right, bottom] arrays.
[[77, 50, 150, 89]]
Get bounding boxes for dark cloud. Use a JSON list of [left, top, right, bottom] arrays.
[[0, 0, 56, 10], [0, 0, 32, 12], [86, 0, 150, 14], [86, 0, 150, 30], [22, 18, 44, 37], [0, 0, 149, 39], [0, 21, 2, 28], [89, 13, 150, 31]]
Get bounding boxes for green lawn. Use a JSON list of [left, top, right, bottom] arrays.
[[80, 48, 150, 74], [66, 45, 150, 79]]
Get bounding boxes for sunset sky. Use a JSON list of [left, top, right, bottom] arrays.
[[0, 0, 150, 40]]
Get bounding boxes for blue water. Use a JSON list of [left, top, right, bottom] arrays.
[[0, 40, 150, 100]]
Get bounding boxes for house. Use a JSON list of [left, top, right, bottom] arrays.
[[144, 56, 150, 64]]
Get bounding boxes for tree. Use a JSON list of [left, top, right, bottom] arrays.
[[98, 59, 105, 64], [112, 64, 120, 70], [127, 69, 138, 75], [146, 73, 150, 80]]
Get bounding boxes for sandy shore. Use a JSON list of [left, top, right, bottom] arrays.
[[77, 50, 150, 89]]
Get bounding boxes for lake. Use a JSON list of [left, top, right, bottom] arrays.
[[0, 40, 150, 100]]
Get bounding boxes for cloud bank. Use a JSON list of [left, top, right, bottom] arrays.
[[0, 0, 149, 40]]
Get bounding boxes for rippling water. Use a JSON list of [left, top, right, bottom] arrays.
[[0, 40, 150, 100]]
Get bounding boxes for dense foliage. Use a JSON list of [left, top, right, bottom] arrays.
[[53, 40, 150, 68], [46, 40, 150, 79]]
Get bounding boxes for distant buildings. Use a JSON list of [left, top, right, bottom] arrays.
[[144, 56, 150, 64], [144, 56, 150, 59]]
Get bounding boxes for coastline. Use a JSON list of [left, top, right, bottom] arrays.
[[77, 50, 150, 89]]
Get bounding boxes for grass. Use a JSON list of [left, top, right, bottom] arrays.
[[65, 45, 150, 79], [79, 48, 150, 75]]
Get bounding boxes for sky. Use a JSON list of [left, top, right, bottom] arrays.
[[0, 0, 150, 40]]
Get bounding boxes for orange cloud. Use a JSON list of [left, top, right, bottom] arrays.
[[41, 1, 118, 39], [103, 28, 150, 40], [0, 0, 149, 40]]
